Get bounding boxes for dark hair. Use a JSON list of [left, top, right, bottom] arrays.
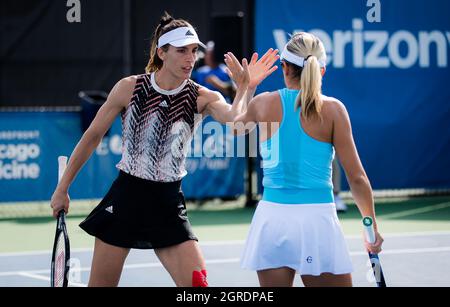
[[145, 12, 192, 73]]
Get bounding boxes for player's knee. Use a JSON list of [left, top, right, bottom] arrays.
[[192, 269, 208, 287]]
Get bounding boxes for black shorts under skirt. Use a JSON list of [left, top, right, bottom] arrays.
[[79, 171, 198, 249]]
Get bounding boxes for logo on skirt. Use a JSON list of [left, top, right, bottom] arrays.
[[306, 256, 313, 264]]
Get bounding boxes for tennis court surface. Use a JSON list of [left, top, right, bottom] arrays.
[[1, 196, 449, 287]]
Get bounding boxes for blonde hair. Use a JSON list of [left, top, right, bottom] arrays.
[[145, 12, 193, 74], [285, 32, 326, 121]]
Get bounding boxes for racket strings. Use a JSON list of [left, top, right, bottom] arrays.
[[54, 233, 66, 287]]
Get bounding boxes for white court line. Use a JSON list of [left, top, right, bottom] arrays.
[[2, 246, 450, 278], [201, 240, 246, 246], [349, 246, 450, 256], [16, 272, 87, 287], [0, 241, 247, 257], [0, 248, 93, 257], [380, 202, 450, 219], [0, 257, 242, 276], [345, 230, 450, 240], [17, 272, 51, 282], [3, 231, 450, 258]]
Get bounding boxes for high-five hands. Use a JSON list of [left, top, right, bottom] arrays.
[[224, 48, 279, 90]]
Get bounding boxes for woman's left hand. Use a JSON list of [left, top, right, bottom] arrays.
[[247, 48, 279, 89]]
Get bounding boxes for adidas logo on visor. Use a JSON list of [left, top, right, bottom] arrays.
[[185, 30, 194, 36]]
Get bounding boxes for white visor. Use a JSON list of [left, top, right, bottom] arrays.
[[280, 45, 326, 68], [157, 27, 206, 48]]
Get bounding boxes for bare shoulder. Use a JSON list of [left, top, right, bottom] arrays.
[[109, 75, 138, 108], [250, 91, 280, 122], [195, 85, 226, 115], [197, 84, 220, 98], [321, 95, 349, 119], [256, 91, 278, 100], [252, 91, 279, 107], [115, 75, 138, 95]]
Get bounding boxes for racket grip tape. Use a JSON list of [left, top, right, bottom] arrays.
[[362, 216, 376, 244]]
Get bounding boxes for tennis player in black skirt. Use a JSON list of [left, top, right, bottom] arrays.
[[50, 12, 279, 287]]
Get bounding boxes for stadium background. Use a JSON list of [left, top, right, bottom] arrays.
[[1, 0, 449, 203], [0, 0, 449, 287]]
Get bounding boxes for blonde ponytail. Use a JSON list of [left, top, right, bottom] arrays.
[[284, 32, 326, 121], [296, 55, 323, 121]]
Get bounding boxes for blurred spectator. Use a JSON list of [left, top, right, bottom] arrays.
[[193, 41, 235, 103]]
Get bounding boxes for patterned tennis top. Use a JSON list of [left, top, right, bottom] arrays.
[[116, 73, 201, 182]]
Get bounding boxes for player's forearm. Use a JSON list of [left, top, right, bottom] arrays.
[[246, 86, 257, 104], [56, 131, 103, 193], [349, 175, 378, 229], [225, 86, 248, 122], [226, 87, 256, 130]]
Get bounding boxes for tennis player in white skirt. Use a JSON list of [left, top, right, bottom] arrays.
[[230, 32, 384, 287]]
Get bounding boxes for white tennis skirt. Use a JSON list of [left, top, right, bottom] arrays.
[[241, 201, 353, 276]]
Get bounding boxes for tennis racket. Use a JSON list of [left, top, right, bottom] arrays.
[[363, 216, 386, 287], [50, 156, 71, 287]]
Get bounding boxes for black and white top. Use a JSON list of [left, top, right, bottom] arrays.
[[116, 73, 201, 182]]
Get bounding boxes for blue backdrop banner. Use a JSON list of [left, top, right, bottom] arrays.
[[0, 112, 244, 202], [0, 111, 122, 202], [255, 0, 450, 189]]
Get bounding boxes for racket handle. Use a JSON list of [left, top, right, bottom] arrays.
[[363, 216, 386, 287], [58, 156, 68, 183], [362, 216, 376, 244], [57, 210, 65, 219]]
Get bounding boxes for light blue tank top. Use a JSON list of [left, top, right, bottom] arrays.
[[260, 88, 335, 204]]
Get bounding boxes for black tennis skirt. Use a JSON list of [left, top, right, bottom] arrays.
[[79, 171, 198, 249]]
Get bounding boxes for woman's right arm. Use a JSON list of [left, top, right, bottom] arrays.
[[50, 77, 136, 217], [332, 99, 384, 254]]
